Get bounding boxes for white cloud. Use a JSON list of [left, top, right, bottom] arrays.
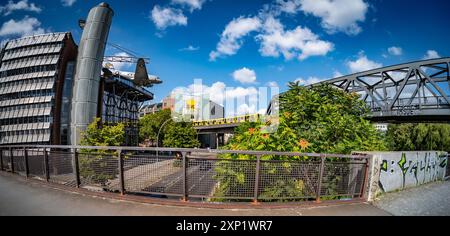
[[61, 0, 76, 7], [266, 81, 279, 87], [259, 0, 302, 17], [388, 46, 402, 56], [232, 67, 257, 84], [257, 16, 334, 60], [209, 1, 341, 61], [423, 50, 440, 60], [104, 52, 133, 71], [237, 103, 258, 115], [0, 0, 41, 16], [170, 79, 274, 117], [151, 5, 188, 30], [347, 53, 382, 73], [171, 0, 205, 12], [333, 71, 343, 78], [299, 0, 369, 35], [209, 16, 261, 61], [294, 76, 323, 86], [0, 16, 46, 37], [275, 0, 302, 14], [179, 45, 199, 51], [172, 81, 259, 106], [0, 38, 10, 48]]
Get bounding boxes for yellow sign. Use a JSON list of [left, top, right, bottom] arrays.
[[186, 99, 196, 110]]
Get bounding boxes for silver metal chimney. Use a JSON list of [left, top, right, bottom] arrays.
[[70, 2, 114, 145]]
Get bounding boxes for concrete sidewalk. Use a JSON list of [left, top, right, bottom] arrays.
[[0, 173, 390, 216], [374, 180, 450, 216]]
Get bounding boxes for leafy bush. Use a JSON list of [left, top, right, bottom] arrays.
[[79, 118, 125, 185], [139, 109, 200, 148], [163, 122, 200, 148], [386, 123, 450, 152], [214, 83, 386, 201]]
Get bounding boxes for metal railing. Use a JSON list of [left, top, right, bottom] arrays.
[[0, 145, 370, 204]]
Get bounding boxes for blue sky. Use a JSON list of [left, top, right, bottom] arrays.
[[0, 0, 449, 115]]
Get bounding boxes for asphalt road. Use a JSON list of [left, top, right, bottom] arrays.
[[0, 173, 390, 216]]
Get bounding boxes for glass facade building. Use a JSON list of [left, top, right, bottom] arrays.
[[0, 32, 77, 145]]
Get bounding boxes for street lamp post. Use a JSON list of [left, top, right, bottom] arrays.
[[156, 115, 181, 157], [156, 118, 173, 149]]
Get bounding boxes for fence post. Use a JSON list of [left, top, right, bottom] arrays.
[[10, 147, 14, 174], [118, 150, 125, 195], [316, 155, 325, 203], [360, 156, 370, 199], [182, 152, 188, 202], [24, 147, 29, 178], [0, 148, 3, 171], [253, 155, 261, 204], [73, 148, 81, 188], [43, 148, 50, 182]]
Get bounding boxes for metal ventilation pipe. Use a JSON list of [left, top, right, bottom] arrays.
[[70, 2, 114, 145]]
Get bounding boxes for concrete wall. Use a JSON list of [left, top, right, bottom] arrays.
[[364, 151, 448, 201]]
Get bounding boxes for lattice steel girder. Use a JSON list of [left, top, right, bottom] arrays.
[[325, 58, 450, 85], [314, 58, 450, 114]]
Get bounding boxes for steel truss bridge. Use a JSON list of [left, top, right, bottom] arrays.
[[315, 58, 450, 122]]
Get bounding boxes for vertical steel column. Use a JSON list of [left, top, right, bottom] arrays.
[[0, 148, 3, 171], [118, 150, 125, 195], [24, 147, 29, 178], [10, 147, 14, 174], [253, 155, 261, 204], [43, 148, 50, 181], [316, 155, 325, 203], [182, 152, 188, 202], [73, 148, 81, 188]]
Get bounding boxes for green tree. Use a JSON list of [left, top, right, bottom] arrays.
[[215, 83, 386, 200], [78, 118, 125, 185], [163, 122, 200, 148], [80, 118, 125, 147], [139, 109, 172, 146], [224, 83, 386, 155], [139, 109, 200, 148], [387, 123, 450, 151]]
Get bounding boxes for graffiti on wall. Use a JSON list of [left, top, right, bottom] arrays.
[[378, 152, 447, 193]]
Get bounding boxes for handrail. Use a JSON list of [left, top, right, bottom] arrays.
[[0, 145, 369, 159], [0, 144, 371, 204]]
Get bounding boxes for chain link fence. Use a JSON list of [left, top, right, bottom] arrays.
[[0, 145, 370, 203]]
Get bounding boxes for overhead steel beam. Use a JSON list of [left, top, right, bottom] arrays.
[[388, 68, 414, 110], [417, 68, 450, 104], [302, 58, 450, 122], [325, 57, 450, 85]]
